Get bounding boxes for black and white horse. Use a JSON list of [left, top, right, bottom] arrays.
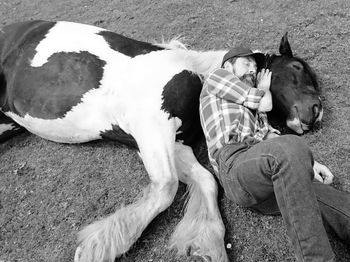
[[0, 20, 322, 262]]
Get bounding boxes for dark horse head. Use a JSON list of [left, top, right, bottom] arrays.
[[266, 33, 322, 134]]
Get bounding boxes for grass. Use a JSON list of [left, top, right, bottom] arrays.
[[1, 0, 350, 261]]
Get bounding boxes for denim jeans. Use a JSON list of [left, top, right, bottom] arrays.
[[216, 135, 350, 262]]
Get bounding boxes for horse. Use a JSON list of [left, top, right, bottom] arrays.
[[0, 20, 322, 262]]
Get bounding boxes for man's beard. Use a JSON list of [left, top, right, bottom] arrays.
[[240, 74, 256, 87]]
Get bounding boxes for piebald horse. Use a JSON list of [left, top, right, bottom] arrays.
[[0, 20, 322, 262]]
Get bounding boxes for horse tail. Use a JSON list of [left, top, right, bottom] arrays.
[[0, 112, 25, 143]]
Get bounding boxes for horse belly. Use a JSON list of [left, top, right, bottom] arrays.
[[5, 93, 115, 143]]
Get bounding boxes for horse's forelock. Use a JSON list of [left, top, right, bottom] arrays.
[[261, 53, 275, 70]]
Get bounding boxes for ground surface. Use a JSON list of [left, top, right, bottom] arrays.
[[1, 0, 350, 261]]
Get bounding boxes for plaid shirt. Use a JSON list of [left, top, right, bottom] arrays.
[[199, 68, 275, 173]]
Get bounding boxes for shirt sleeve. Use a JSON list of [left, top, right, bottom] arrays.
[[206, 68, 265, 110]]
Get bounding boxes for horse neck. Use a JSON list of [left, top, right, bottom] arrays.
[[183, 49, 227, 79]]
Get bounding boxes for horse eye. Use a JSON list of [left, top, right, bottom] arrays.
[[290, 62, 303, 71]]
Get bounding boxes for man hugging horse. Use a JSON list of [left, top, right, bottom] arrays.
[[0, 20, 349, 262], [200, 46, 349, 262]]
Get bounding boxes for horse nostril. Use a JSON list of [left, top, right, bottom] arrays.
[[313, 120, 322, 131], [313, 104, 320, 119]]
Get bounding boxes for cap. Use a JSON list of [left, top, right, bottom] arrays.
[[221, 46, 265, 69]]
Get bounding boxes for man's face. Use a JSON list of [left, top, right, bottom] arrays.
[[232, 56, 257, 86]]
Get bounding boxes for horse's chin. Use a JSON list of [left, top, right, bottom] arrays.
[[286, 106, 311, 134]]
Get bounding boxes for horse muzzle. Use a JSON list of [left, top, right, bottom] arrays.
[[286, 99, 323, 134]]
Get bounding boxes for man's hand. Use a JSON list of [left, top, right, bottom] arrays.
[[265, 130, 280, 140], [257, 69, 273, 112], [313, 160, 334, 184], [257, 69, 272, 91]]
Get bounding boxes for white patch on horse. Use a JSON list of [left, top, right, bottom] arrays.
[[287, 117, 303, 134], [0, 123, 17, 135], [316, 107, 324, 123], [31, 21, 127, 67], [5, 87, 117, 143]]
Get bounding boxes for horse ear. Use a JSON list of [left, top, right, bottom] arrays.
[[279, 32, 293, 57]]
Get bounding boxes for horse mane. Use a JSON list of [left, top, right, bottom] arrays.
[[155, 36, 188, 50], [186, 49, 227, 79], [154, 38, 227, 80], [262, 53, 275, 69]]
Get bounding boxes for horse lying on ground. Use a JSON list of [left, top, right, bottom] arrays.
[[0, 20, 322, 262]]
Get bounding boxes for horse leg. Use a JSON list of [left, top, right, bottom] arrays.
[[170, 143, 228, 262], [0, 111, 25, 142], [74, 116, 179, 262]]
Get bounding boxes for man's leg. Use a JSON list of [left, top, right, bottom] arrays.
[[312, 182, 350, 243], [217, 135, 334, 262], [251, 181, 350, 244]]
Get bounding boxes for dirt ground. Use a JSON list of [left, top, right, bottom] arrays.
[[1, 0, 350, 261]]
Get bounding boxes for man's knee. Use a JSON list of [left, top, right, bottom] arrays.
[[274, 135, 313, 162], [268, 135, 315, 183]]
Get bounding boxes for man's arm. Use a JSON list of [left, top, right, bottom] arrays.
[[206, 68, 265, 110]]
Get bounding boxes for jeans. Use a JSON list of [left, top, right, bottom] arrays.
[[216, 135, 350, 262]]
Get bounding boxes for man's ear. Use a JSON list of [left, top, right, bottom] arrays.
[[223, 61, 234, 72]]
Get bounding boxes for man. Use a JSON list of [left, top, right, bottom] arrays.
[[199, 47, 350, 262]]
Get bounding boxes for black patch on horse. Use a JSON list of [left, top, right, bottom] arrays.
[[0, 20, 56, 112], [98, 31, 163, 57], [5, 51, 105, 119], [161, 70, 203, 146], [100, 124, 138, 149], [0, 20, 56, 68]]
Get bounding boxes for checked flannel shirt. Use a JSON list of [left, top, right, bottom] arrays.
[[199, 68, 277, 173]]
